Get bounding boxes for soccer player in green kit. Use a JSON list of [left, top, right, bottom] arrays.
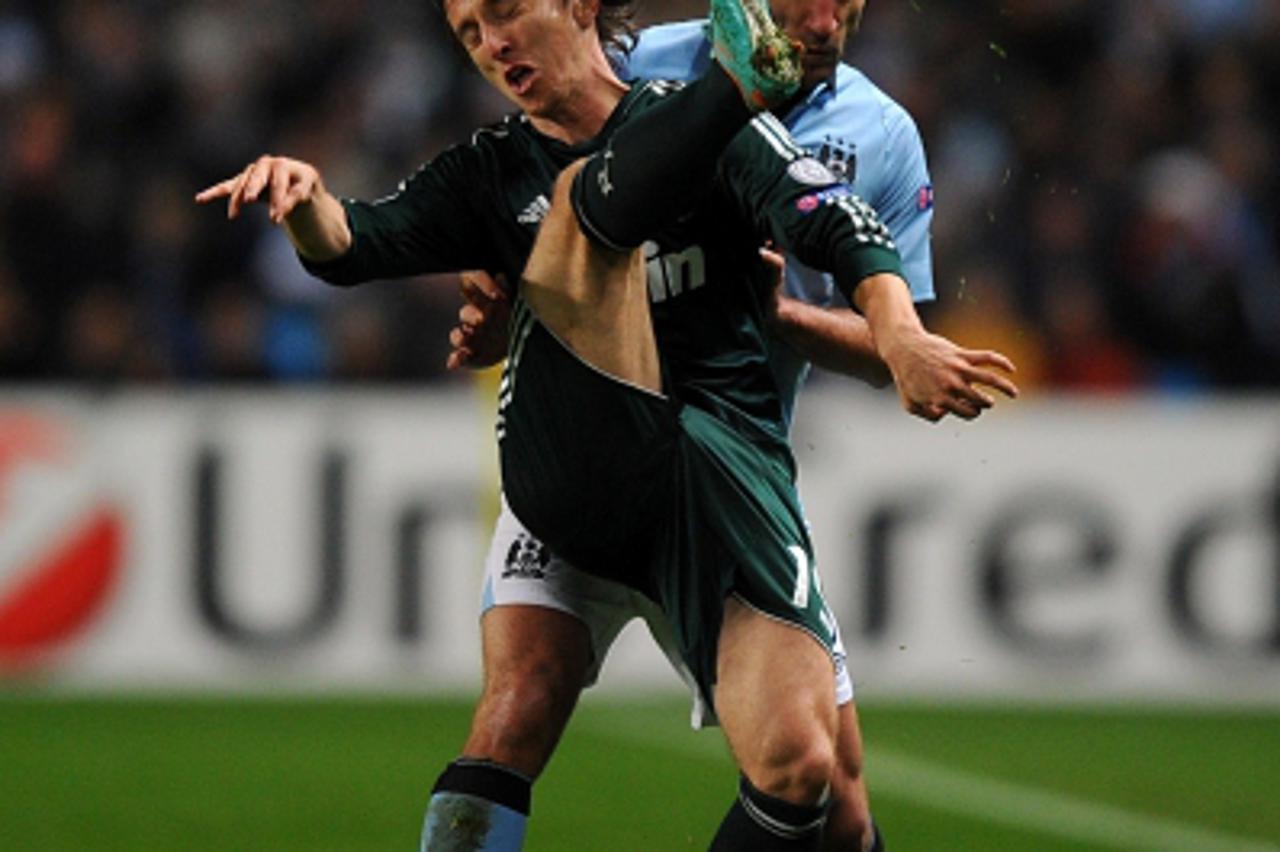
[[447, 1, 960, 848], [197, 0, 1016, 847]]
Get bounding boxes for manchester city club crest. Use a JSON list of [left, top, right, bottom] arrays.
[[814, 135, 857, 184], [502, 532, 551, 580]]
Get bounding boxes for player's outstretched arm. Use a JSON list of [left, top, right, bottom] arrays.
[[195, 155, 351, 263], [854, 273, 1019, 422]]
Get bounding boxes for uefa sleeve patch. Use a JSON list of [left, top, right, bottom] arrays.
[[917, 184, 935, 211], [795, 185, 853, 214]]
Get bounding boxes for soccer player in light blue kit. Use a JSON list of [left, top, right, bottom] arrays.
[[623, 1, 936, 428], [617, 4, 935, 847], [443, 1, 985, 849]]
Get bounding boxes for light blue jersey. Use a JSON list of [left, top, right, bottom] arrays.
[[622, 20, 936, 425]]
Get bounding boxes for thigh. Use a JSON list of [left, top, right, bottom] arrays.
[[640, 554, 852, 732], [713, 597, 838, 779], [519, 158, 660, 392]]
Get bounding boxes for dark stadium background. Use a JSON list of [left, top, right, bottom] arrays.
[[2, 0, 1277, 389]]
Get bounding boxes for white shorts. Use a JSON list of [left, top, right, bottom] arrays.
[[481, 497, 853, 728]]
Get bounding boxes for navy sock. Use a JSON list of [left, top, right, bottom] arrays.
[[573, 61, 752, 251], [868, 820, 885, 852], [421, 759, 531, 852], [709, 775, 829, 851]]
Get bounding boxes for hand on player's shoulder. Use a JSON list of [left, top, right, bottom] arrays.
[[446, 270, 511, 371]]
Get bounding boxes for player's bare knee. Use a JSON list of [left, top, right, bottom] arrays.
[[549, 158, 586, 210], [748, 732, 837, 806], [522, 157, 633, 310], [540, 160, 607, 263]]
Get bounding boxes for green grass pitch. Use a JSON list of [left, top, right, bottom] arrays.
[[1, 695, 1276, 850]]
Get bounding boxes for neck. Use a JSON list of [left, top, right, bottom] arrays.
[[528, 65, 628, 145]]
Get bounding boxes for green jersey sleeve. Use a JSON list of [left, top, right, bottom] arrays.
[[717, 112, 905, 306], [302, 144, 492, 286]]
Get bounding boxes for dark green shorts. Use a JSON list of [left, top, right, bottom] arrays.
[[498, 300, 835, 708]]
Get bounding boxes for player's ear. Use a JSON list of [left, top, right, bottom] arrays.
[[570, 0, 599, 29]]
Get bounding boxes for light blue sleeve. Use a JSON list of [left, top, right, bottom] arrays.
[[619, 20, 711, 82], [872, 108, 935, 303]]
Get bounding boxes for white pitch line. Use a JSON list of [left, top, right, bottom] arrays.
[[868, 747, 1279, 852], [584, 716, 1279, 852]]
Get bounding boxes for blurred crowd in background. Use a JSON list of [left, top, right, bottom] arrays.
[[0, 0, 1277, 390]]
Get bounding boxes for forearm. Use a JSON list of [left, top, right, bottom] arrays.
[[773, 297, 890, 387], [852, 272, 926, 365], [284, 190, 352, 263]]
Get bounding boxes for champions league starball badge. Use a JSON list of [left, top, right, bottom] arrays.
[[787, 157, 839, 186]]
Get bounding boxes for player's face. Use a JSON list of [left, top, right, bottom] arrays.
[[444, 0, 599, 117], [771, 0, 865, 91]]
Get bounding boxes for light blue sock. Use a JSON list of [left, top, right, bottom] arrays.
[[421, 759, 531, 851], [421, 792, 527, 851]]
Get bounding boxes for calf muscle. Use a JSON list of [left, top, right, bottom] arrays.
[[464, 605, 593, 778]]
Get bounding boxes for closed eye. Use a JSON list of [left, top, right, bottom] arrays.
[[488, 0, 519, 20], [455, 21, 481, 51]]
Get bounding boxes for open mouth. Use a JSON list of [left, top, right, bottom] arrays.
[[505, 65, 535, 96]]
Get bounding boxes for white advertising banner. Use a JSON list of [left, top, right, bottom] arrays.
[[1, 388, 1277, 702], [792, 390, 1280, 702]]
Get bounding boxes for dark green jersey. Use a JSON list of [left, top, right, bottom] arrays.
[[306, 80, 902, 458]]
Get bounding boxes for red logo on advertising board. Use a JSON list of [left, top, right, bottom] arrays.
[[0, 413, 125, 670]]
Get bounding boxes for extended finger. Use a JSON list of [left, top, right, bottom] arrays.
[[961, 366, 1019, 399], [194, 178, 237, 204], [963, 349, 1017, 375], [757, 245, 785, 269], [491, 273, 510, 299], [446, 347, 472, 371], [274, 174, 314, 224], [226, 167, 257, 219], [908, 398, 944, 423], [459, 274, 491, 306], [242, 159, 272, 205], [952, 378, 995, 407], [461, 270, 504, 302], [945, 396, 982, 421], [268, 164, 291, 222]]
